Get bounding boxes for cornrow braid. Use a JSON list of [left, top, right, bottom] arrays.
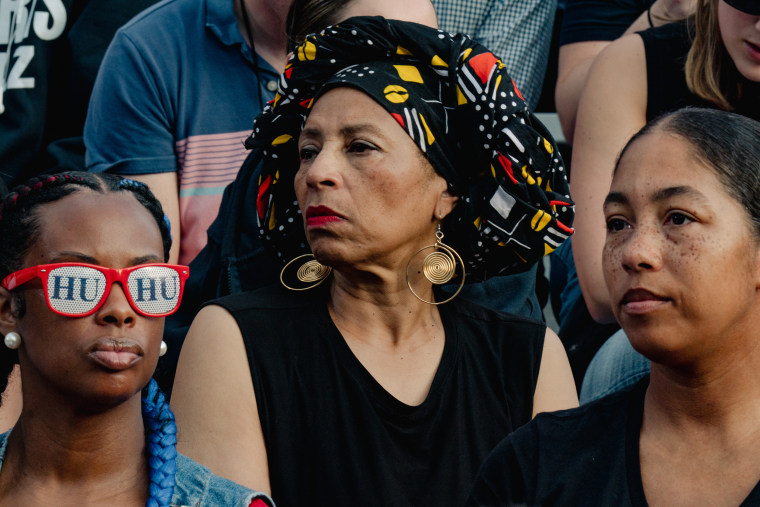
[[0, 173, 98, 277], [110, 176, 172, 260], [142, 378, 177, 507], [0, 171, 173, 402], [0, 173, 99, 398]]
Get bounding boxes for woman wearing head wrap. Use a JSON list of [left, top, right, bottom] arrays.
[[171, 17, 577, 506]]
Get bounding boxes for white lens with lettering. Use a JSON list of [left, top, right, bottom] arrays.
[[46, 266, 107, 315], [127, 266, 181, 315]]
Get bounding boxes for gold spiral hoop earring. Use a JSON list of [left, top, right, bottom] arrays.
[[406, 226, 466, 305], [280, 254, 332, 291]]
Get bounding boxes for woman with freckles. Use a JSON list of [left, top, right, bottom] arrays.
[[468, 108, 760, 506], [0, 172, 272, 506], [171, 16, 578, 507]]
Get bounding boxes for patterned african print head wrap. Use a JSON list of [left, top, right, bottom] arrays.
[[249, 16, 574, 280]]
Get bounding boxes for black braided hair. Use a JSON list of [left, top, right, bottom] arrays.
[[0, 171, 172, 401]]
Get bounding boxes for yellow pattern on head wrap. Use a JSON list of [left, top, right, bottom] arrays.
[[298, 41, 317, 61], [384, 84, 409, 103], [531, 210, 551, 232], [272, 134, 293, 146], [521, 165, 536, 185], [419, 114, 435, 145], [268, 203, 277, 231], [431, 55, 448, 67], [456, 86, 467, 105], [394, 65, 424, 83]]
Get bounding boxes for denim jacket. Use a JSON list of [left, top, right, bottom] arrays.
[[0, 430, 274, 507]]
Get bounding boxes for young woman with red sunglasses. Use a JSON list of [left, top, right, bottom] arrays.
[[0, 172, 272, 506]]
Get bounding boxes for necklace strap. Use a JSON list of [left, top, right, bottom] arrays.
[[238, 0, 264, 108]]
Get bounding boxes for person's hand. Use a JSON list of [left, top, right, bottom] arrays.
[[650, 0, 696, 25]]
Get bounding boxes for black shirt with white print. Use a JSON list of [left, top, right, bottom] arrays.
[[0, 0, 156, 187]]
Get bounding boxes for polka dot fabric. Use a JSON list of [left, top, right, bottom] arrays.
[[249, 16, 574, 280]]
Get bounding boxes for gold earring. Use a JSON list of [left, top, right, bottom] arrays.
[[406, 225, 466, 305], [280, 253, 332, 291]]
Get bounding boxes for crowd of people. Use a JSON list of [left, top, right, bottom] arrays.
[[1, 0, 759, 505]]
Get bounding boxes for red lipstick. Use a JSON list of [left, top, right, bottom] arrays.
[[305, 205, 344, 227]]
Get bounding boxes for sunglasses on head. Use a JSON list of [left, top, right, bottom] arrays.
[[1, 263, 190, 318], [723, 0, 760, 15]]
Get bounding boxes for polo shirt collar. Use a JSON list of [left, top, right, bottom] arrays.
[[206, 0, 243, 47]]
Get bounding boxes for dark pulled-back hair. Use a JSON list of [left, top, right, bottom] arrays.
[[616, 107, 760, 237], [286, 0, 352, 51], [0, 171, 172, 398]]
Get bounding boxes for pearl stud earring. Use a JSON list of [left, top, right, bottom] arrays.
[[4, 332, 21, 350]]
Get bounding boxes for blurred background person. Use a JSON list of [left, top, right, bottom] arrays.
[[85, 0, 291, 264], [0, 1, 159, 187], [555, 0, 696, 142]]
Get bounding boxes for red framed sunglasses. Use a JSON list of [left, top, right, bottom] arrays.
[[1, 263, 190, 318]]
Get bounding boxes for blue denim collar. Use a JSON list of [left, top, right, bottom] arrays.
[[0, 430, 268, 507]]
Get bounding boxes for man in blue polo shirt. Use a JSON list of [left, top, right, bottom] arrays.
[[85, 0, 289, 265]]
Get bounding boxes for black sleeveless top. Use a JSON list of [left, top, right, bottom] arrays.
[[214, 284, 545, 507], [641, 22, 760, 121]]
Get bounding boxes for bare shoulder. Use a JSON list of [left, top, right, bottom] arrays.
[[532, 328, 578, 417], [593, 32, 647, 72], [557, 40, 612, 79], [171, 304, 271, 492], [580, 33, 648, 118], [575, 32, 648, 147]]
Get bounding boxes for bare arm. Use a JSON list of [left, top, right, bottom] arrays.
[[171, 305, 270, 493], [0, 366, 21, 433], [125, 173, 180, 264], [556, 41, 610, 142], [555, 0, 695, 142], [532, 329, 578, 417], [570, 34, 647, 323]]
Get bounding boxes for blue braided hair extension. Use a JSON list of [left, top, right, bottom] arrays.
[[116, 177, 172, 261], [162, 214, 173, 245], [142, 378, 177, 507], [118, 177, 148, 191]]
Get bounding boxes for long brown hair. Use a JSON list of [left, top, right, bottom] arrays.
[[685, 0, 742, 110], [286, 0, 352, 51]]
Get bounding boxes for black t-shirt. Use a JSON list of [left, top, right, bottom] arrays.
[[214, 284, 546, 507], [0, 0, 157, 187], [560, 0, 655, 46], [641, 22, 760, 122], [467, 377, 760, 506], [640, 22, 708, 120]]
